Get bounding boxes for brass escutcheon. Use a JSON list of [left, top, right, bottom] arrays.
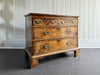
[[57, 28, 60, 30], [57, 40, 60, 42]]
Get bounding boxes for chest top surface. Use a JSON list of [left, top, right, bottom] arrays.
[[25, 13, 79, 17]]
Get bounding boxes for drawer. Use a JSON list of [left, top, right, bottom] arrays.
[[57, 38, 78, 50], [59, 18, 78, 25], [33, 27, 78, 40], [33, 38, 78, 55], [33, 18, 58, 25], [33, 40, 58, 55]]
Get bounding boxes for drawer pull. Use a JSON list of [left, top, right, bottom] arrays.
[[67, 42, 71, 45], [72, 21, 77, 24], [51, 20, 56, 24], [66, 30, 71, 34], [35, 20, 42, 24], [61, 21, 65, 24], [43, 32, 49, 35], [44, 45, 50, 49]]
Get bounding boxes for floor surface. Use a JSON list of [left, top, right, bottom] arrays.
[[0, 48, 100, 75]]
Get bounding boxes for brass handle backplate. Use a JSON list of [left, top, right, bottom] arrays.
[[43, 32, 49, 35], [72, 21, 77, 24], [66, 30, 71, 34], [35, 20, 42, 24], [51, 20, 56, 24], [44, 45, 50, 49], [67, 42, 71, 45], [61, 21, 65, 24]]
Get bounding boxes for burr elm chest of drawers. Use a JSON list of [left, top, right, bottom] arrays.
[[25, 13, 80, 69]]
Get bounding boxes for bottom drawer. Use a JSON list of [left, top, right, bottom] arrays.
[[33, 38, 78, 55]]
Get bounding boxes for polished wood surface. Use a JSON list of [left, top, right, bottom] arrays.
[[25, 13, 79, 17], [25, 13, 80, 69], [59, 18, 78, 25], [33, 18, 58, 26], [33, 38, 78, 55], [33, 17, 78, 26], [33, 27, 78, 40]]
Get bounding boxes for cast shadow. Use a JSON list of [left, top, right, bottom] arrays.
[[39, 53, 69, 63]]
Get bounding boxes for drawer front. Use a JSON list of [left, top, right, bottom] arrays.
[[59, 18, 78, 25], [57, 38, 78, 50], [33, 38, 78, 55], [33, 18, 58, 25], [33, 27, 78, 40], [33, 40, 58, 55]]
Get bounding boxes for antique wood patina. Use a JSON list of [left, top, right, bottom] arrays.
[[25, 13, 80, 69]]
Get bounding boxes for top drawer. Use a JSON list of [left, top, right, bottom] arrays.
[[33, 18, 58, 26], [59, 18, 78, 25], [33, 17, 78, 26]]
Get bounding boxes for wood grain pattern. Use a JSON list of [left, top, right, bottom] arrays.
[[59, 18, 78, 25], [33, 27, 78, 40], [74, 49, 80, 57], [33, 39, 58, 55], [32, 25, 78, 28], [31, 48, 79, 58], [33, 38, 78, 55], [25, 13, 80, 69], [33, 17, 78, 26], [30, 58, 39, 68], [33, 18, 58, 26]]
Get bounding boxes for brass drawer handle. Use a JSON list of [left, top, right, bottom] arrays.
[[61, 21, 65, 24], [43, 32, 49, 35], [66, 30, 71, 34], [44, 45, 50, 49], [51, 20, 56, 24], [35, 20, 42, 24], [67, 42, 71, 45], [72, 21, 77, 24]]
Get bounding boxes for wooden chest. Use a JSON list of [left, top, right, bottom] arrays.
[[25, 13, 80, 69]]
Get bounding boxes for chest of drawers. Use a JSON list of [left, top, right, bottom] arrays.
[[25, 13, 80, 69]]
